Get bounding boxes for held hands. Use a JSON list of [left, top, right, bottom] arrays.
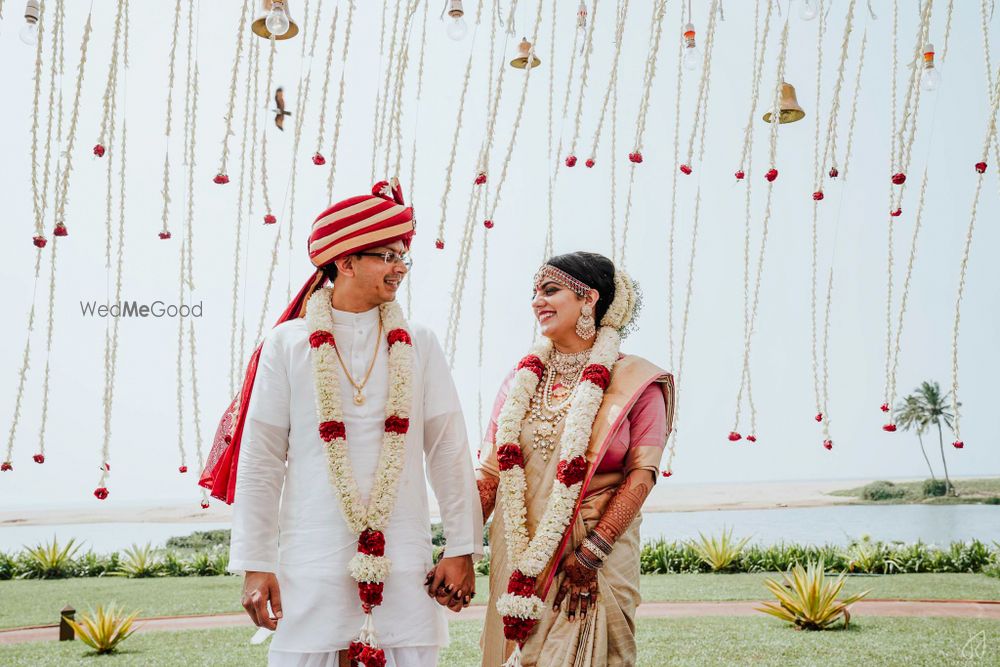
[[553, 549, 599, 621], [424, 554, 476, 613], [242, 571, 283, 630]]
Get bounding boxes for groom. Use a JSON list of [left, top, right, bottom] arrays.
[[203, 179, 481, 666]]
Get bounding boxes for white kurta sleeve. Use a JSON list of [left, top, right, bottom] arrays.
[[228, 331, 291, 575], [421, 331, 484, 559]]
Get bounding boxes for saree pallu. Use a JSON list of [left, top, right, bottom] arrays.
[[479, 355, 674, 667]]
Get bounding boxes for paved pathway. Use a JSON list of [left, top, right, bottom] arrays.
[[2, 599, 998, 645]]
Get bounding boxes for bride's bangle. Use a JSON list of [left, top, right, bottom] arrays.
[[586, 532, 613, 557], [574, 546, 602, 571]]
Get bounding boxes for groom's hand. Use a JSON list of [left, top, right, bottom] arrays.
[[425, 555, 475, 612], [242, 571, 283, 630]]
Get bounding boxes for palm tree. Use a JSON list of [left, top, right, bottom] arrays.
[[912, 381, 959, 496], [893, 394, 936, 481]]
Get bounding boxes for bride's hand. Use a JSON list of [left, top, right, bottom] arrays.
[[553, 550, 599, 621]]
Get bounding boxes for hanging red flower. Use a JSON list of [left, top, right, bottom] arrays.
[[891, 172, 906, 185], [823, 439, 833, 450], [679, 163, 692, 175], [880, 403, 889, 413], [828, 167, 839, 178], [0, 462, 12, 472], [33, 235, 48, 248], [483, 219, 494, 229], [746, 434, 757, 443], [497, 444, 525, 471], [434, 239, 445, 250], [178, 465, 188, 473], [952, 440, 964, 449], [975, 161, 987, 174], [630, 152, 644, 164], [93, 144, 106, 158], [728, 431, 742, 442], [53, 222, 68, 237], [734, 169, 745, 180], [882, 423, 897, 432], [158, 231, 172, 240], [384, 416, 410, 435], [319, 420, 346, 441], [475, 172, 487, 185], [33, 454, 45, 464], [815, 412, 823, 422], [312, 153, 327, 166], [813, 191, 824, 201], [200, 500, 210, 509], [890, 208, 902, 217], [94, 487, 110, 500], [309, 330, 336, 348], [264, 214, 277, 225], [765, 168, 778, 182], [213, 173, 230, 185], [556, 455, 588, 486], [565, 155, 578, 167], [661, 469, 673, 477], [585, 158, 595, 168]]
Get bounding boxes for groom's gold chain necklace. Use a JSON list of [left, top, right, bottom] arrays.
[[333, 318, 383, 405]]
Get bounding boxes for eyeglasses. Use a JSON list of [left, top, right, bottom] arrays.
[[356, 250, 413, 269]]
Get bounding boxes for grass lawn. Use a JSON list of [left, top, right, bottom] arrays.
[[3, 573, 999, 631], [830, 477, 1000, 504], [2, 617, 998, 666]]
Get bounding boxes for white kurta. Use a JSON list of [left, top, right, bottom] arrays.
[[229, 305, 482, 663]]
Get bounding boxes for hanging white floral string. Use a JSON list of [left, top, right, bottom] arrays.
[[618, 0, 677, 263], [434, 0, 487, 250], [93, 0, 126, 165], [175, 239, 189, 478], [584, 0, 630, 169], [29, 0, 47, 241], [237, 38, 262, 376], [324, 0, 357, 202], [729, 0, 773, 447], [230, 30, 260, 396], [978, 0, 1000, 172], [678, 0, 720, 174], [213, 0, 252, 184], [371, 0, 405, 184], [562, 0, 598, 166], [312, 1, 341, 165], [663, 1, 688, 368], [259, 37, 277, 226], [940, 0, 954, 62], [159, 0, 184, 240], [384, 0, 423, 180], [52, 9, 92, 234]]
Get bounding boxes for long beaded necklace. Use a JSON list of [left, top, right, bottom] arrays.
[[528, 364, 584, 462]]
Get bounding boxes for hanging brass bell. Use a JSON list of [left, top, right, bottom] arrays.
[[762, 82, 805, 124], [251, 0, 300, 40], [510, 38, 542, 69]]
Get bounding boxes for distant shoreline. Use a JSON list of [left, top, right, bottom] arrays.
[[6, 476, 997, 527]]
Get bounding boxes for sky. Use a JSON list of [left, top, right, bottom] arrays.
[[0, 0, 997, 508]]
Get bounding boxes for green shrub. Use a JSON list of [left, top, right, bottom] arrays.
[[921, 479, 948, 497], [73, 551, 119, 577], [20, 537, 81, 579], [162, 551, 190, 577], [475, 548, 491, 576], [861, 480, 907, 501], [165, 530, 230, 551], [0, 551, 16, 580], [116, 543, 162, 578], [985, 497, 1000, 505], [846, 535, 899, 574]]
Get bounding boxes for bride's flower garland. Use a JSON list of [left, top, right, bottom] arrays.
[[493, 272, 634, 662], [306, 287, 413, 667]]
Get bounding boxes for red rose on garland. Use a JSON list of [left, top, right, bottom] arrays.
[[556, 455, 588, 486], [358, 529, 386, 556], [309, 330, 336, 348], [319, 420, 346, 441], [387, 329, 412, 347], [384, 416, 410, 435], [358, 581, 385, 607], [506, 570, 537, 597], [517, 355, 545, 380], [497, 444, 524, 471], [581, 364, 610, 390], [502, 616, 539, 642]]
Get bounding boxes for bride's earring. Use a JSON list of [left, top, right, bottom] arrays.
[[576, 304, 596, 340]]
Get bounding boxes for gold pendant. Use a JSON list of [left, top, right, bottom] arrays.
[[353, 390, 365, 406]]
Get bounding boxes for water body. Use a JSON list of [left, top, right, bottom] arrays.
[[2, 505, 998, 553]]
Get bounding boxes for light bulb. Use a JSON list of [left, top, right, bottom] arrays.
[[265, 4, 291, 37], [799, 0, 819, 20], [682, 46, 701, 71], [446, 15, 468, 41], [19, 21, 38, 45], [921, 67, 942, 91]]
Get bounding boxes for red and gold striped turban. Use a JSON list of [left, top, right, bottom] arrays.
[[200, 179, 415, 504]]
